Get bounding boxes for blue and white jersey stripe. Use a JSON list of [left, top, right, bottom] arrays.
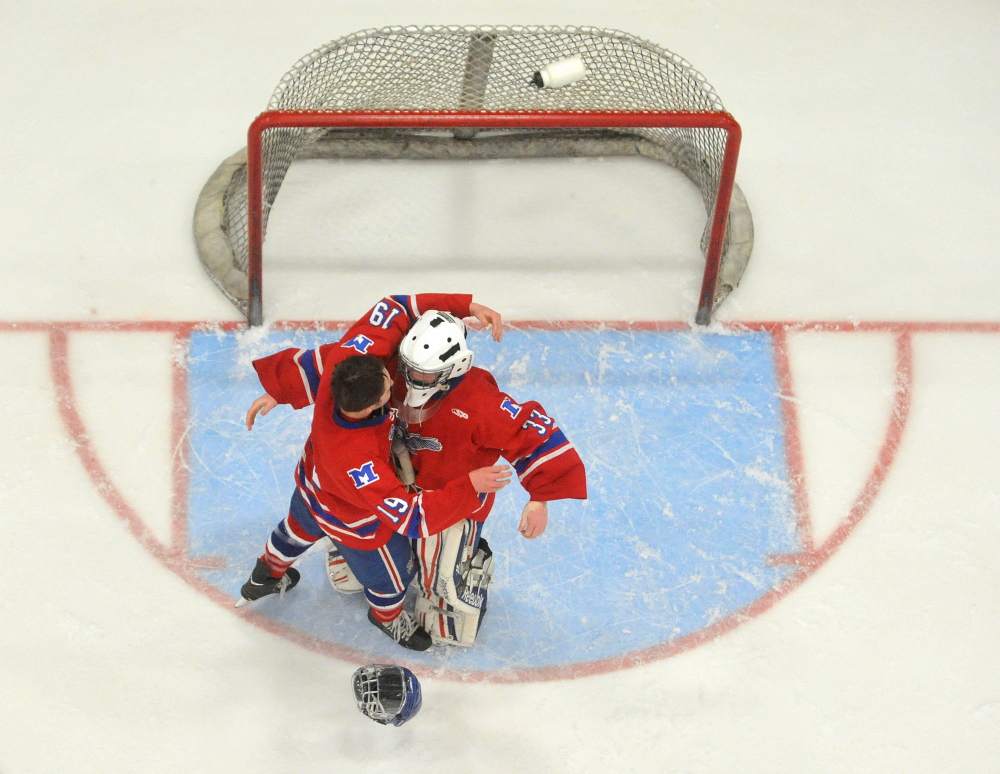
[[374, 491, 428, 540], [405, 492, 429, 539], [292, 348, 323, 405], [514, 428, 574, 483], [294, 460, 382, 543], [389, 294, 420, 322]]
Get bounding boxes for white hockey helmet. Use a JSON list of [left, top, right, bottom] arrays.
[[398, 311, 474, 408]]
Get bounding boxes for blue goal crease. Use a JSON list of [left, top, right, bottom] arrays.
[[185, 327, 799, 671]]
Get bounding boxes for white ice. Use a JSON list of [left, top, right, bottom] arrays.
[[1, 2, 999, 772]]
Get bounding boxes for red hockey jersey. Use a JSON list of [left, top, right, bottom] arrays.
[[253, 294, 469, 411], [254, 294, 480, 549], [394, 367, 587, 522], [252, 293, 587, 548]]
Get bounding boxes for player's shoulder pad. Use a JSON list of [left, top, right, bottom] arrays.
[[467, 365, 499, 389]]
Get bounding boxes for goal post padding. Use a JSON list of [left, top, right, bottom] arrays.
[[193, 26, 753, 325]]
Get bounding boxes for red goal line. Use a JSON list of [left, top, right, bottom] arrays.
[[1, 320, 998, 335]]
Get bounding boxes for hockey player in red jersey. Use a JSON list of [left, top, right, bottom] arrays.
[[236, 294, 510, 651], [389, 310, 587, 646]]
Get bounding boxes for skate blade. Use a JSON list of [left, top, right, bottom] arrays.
[[234, 597, 251, 608]]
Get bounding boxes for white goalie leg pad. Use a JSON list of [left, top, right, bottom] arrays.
[[325, 537, 363, 594], [432, 519, 477, 605], [414, 523, 494, 646], [416, 592, 474, 646], [415, 519, 470, 597]]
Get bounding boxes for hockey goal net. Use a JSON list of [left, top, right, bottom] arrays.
[[194, 25, 752, 325]]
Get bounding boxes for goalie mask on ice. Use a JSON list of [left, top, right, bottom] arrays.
[[398, 311, 474, 415], [415, 519, 495, 647], [352, 664, 422, 726]]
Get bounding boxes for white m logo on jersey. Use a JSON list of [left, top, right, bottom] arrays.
[[347, 461, 380, 488]]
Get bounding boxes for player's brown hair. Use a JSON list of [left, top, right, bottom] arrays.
[[330, 355, 387, 413]]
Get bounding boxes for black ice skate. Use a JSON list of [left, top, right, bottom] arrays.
[[235, 558, 300, 607], [367, 608, 432, 651]]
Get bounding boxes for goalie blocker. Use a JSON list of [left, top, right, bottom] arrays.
[[415, 519, 495, 647]]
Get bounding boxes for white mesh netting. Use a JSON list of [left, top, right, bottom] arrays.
[[194, 26, 752, 319]]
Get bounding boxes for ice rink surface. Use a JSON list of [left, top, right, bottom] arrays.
[[2, 2, 999, 772]]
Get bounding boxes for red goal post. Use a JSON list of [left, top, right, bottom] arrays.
[[246, 109, 741, 326], [194, 26, 754, 326]]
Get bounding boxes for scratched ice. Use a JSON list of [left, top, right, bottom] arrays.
[[185, 325, 799, 672]]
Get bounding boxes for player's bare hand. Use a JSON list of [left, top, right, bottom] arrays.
[[246, 394, 278, 430], [468, 302, 503, 342], [519, 500, 548, 539], [469, 464, 512, 493]]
